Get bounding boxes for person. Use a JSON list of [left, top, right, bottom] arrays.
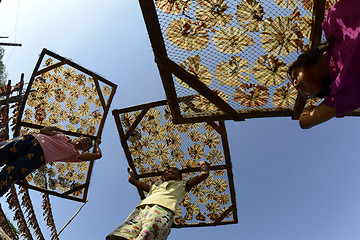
[[0, 126, 102, 197], [106, 161, 210, 240], [288, 0, 360, 129]]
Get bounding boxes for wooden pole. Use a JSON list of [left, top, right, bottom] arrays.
[[56, 200, 88, 237], [0, 42, 22, 47]]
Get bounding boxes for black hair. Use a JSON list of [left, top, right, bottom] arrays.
[[288, 35, 334, 98], [84, 138, 94, 151], [75, 136, 93, 151], [162, 166, 182, 181]]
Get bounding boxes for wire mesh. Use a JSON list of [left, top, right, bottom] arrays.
[[113, 99, 237, 227], [16, 49, 117, 202], [142, 0, 338, 120]]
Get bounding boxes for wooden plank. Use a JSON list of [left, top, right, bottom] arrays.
[[19, 122, 97, 139], [0, 75, 25, 106], [206, 121, 225, 137], [60, 183, 88, 196], [180, 108, 293, 123], [219, 121, 238, 223], [42, 49, 116, 87], [155, 52, 245, 121], [112, 100, 168, 115], [34, 60, 71, 77], [137, 165, 228, 178], [92, 75, 107, 111], [91, 74, 117, 139], [19, 74, 24, 95], [0, 42, 22, 47], [113, 112, 146, 200], [3, 81, 11, 140], [310, 0, 326, 47], [213, 205, 235, 225], [138, 0, 182, 123], [81, 160, 94, 202], [124, 106, 150, 140], [16, 181, 86, 203], [14, 49, 47, 137]]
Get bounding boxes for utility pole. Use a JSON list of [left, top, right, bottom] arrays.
[[0, 37, 22, 47]]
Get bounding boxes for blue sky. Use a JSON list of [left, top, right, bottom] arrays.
[[2, 0, 360, 240]]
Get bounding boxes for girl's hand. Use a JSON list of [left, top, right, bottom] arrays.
[[303, 104, 316, 112], [95, 138, 102, 145], [199, 161, 210, 168], [199, 161, 210, 174], [128, 166, 135, 180]]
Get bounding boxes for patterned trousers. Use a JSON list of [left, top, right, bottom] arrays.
[[106, 204, 174, 240], [0, 135, 45, 197]]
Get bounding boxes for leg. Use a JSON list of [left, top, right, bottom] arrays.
[[106, 236, 128, 240], [0, 136, 44, 197], [137, 205, 174, 240], [0, 135, 34, 167], [106, 207, 143, 240]]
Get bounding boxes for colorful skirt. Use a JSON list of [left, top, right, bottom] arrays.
[[0, 135, 45, 197], [106, 204, 174, 240]]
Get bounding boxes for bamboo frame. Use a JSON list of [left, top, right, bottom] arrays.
[[13, 48, 117, 202], [137, 0, 342, 123], [112, 99, 238, 228]]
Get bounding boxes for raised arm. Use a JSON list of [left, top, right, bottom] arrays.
[[128, 166, 151, 192], [40, 126, 62, 136], [299, 103, 336, 129], [77, 139, 102, 161], [186, 161, 210, 192]]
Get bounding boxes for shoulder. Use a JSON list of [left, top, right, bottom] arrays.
[[55, 132, 72, 141], [174, 180, 187, 192], [165, 180, 187, 189]]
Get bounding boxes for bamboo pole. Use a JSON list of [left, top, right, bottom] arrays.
[[56, 200, 88, 237]]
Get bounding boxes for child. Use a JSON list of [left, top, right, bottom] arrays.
[[288, 0, 360, 128], [0, 126, 102, 197], [106, 161, 210, 240]]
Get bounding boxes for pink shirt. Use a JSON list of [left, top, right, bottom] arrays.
[[322, 0, 360, 116], [32, 132, 81, 164]]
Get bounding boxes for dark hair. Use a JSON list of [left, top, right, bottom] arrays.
[[162, 166, 182, 180], [83, 139, 94, 151], [77, 136, 93, 151], [288, 35, 334, 98]]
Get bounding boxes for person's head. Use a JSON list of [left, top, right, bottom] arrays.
[[74, 136, 93, 151], [162, 166, 182, 181], [288, 37, 334, 99]]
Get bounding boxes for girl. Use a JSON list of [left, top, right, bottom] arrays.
[[0, 126, 102, 196], [106, 161, 210, 240], [288, 0, 360, 129]]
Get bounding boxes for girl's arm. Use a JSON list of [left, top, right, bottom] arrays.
[[299, 103, 336, 129], [128, 167, 151, 192], [186, 161, 210, 192], [77, 139, 102, 161], [40, 126, 62, 136]]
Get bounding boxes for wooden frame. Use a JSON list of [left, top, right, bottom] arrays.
[[13, 48, 117, 202], [138, 0, 333, 124], [112, 99, 238, 228]]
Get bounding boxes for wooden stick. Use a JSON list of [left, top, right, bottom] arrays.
[[57, 200, 88, 237]]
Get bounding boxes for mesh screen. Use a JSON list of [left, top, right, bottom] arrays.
[[114, 100, 237, 227], [145, 0, 338, 119], [17, 49, 117, 201]]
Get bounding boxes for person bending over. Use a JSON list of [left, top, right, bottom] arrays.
[[288, 0, 360, 128], [0, 126, 102, 197]]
